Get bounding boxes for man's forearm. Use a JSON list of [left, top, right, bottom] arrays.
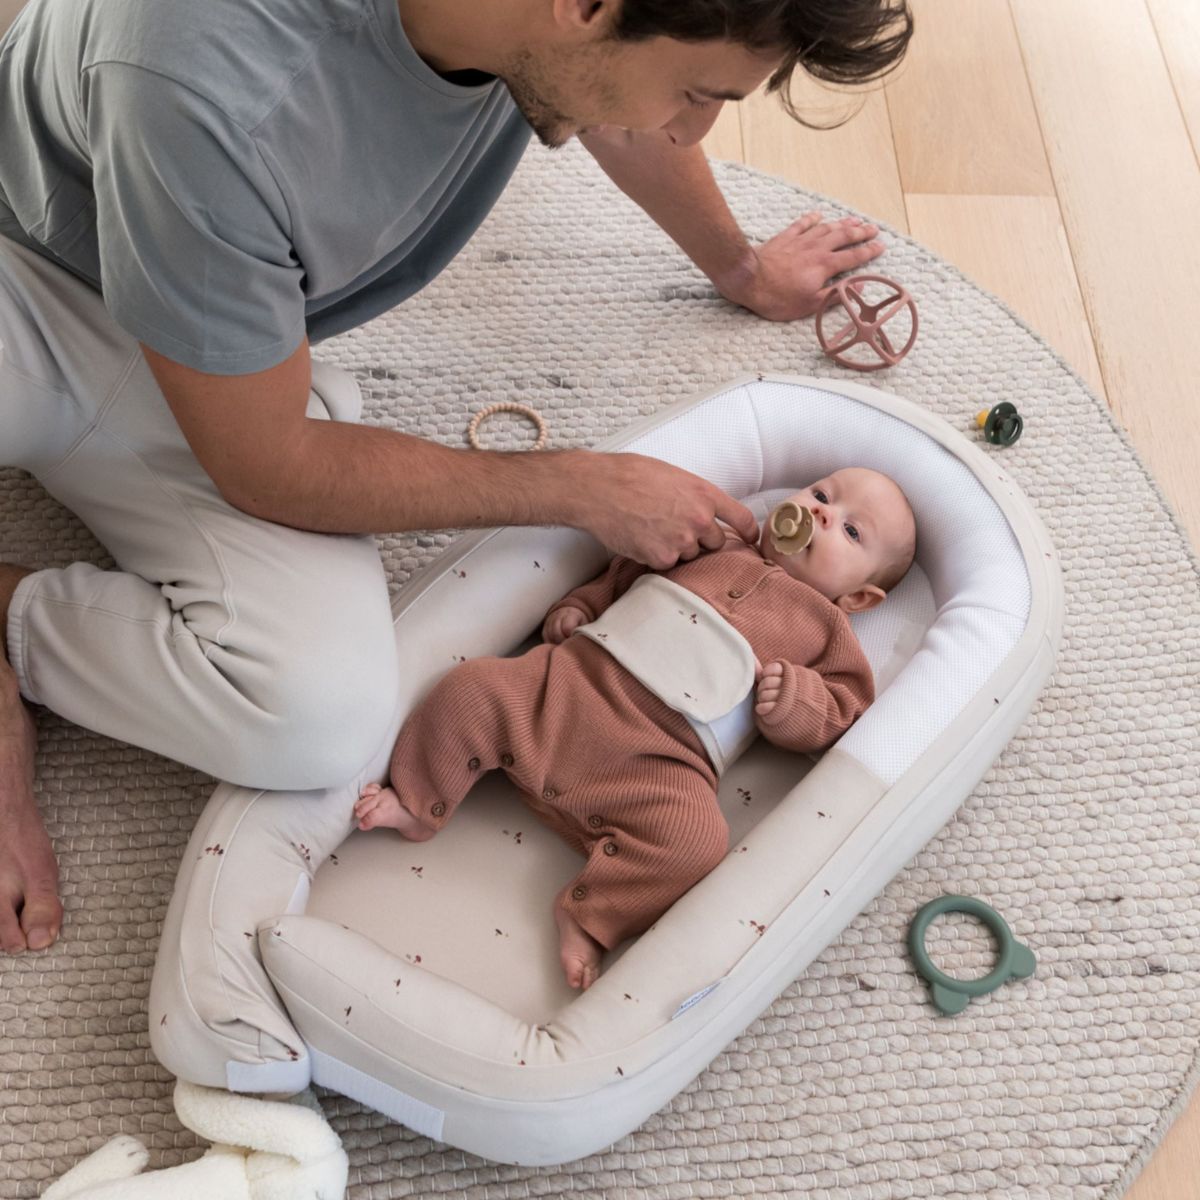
[[580, 129, 757, 298], [235, 416, 589, 535]]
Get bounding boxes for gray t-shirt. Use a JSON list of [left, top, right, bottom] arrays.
[[0, 0, 531, 374]]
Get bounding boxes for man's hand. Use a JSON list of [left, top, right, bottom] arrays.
[[579, 132, 884, 325], [718, 212, 884, 322], [571, 451, 760, 571], [542, 606, 588, 644]]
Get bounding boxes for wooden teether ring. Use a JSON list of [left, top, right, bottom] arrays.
[[815, 274, 919, 372], [467, 402, 547, 451]]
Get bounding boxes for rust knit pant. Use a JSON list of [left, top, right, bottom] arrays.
[[387, 636, 730, 949]]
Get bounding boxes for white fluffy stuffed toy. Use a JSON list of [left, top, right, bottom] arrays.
[[41, 1080, 348, 1199]]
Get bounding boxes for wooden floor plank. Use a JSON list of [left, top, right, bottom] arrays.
[[1146, 0, 1200, 167], [740, 75, 909, 232], [886, 0, 1054, 196], [1011, 0, 1200, 548], [1126, 1082, 1200, 1200], [702, 102, 745, 165], [905, 194, 1105, 398]]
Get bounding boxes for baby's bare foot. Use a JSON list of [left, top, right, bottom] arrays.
[[555, 906, 603, 990], [353, 782, 437, 841]]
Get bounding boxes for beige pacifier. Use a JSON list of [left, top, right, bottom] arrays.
[[768, 500, 815, 555]]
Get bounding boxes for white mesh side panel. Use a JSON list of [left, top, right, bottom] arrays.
[[620, 384, 764, 499], [838, 607, 1029, 784], [848, 568, 934, 695]]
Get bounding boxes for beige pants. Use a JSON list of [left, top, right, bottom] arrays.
[[0, 235, 399, 789]]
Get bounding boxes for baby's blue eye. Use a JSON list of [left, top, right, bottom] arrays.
[[812, 488, 829, 503], [845, 524, 861, 543]]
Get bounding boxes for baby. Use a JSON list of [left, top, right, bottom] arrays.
[[355, 467, 917, 990]]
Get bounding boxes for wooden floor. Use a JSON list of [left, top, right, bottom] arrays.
[[703, 2, 1200, 1197], [1, 0, 1196, 1194]]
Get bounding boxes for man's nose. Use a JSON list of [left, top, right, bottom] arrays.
[[662, 101, 724, 147]]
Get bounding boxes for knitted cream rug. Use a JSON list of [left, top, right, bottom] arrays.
[[2, 140, 1198, 1200]]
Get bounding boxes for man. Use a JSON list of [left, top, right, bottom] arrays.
[[0, 0, 911, 954]]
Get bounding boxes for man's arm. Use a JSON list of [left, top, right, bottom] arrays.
[[579, 128, 884, 320], [141, 338, 584, 533], [140, 338, 761, 565], [579, 129, 757, 302]]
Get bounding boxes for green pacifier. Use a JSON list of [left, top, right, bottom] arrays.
[[908, 895, 1036, 1015], [768, 500, 815, 555], [975, 402, 1024, 446]]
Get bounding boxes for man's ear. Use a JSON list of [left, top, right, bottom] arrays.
[[551, 0, 611, 34], [835, 585, 886, 614]]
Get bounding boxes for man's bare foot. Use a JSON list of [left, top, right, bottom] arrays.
[[0, 669, 61, 954], [555, 905, 603, 990], [353, 782, 437, 841]]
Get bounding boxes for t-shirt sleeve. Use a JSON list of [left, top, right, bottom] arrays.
[[84, 61, 306, 374]]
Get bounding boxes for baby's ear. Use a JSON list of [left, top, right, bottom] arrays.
[[836, 585, 886, 614]]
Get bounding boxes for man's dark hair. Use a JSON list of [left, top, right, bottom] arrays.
[[610, 0, 914, 127]]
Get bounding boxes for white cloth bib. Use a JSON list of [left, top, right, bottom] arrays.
[[574, 575, 758, 776]]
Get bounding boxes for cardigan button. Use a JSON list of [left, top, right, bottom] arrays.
[[501, 753, 514, 767], [603, 841, 618, 856], [542, 787, 557, 800], [468, 757, 481, 770], [431, 802, 446, 817], [587, 814, 603, 828], [571, 885, 588, 900], [728, 587, 743, 598]]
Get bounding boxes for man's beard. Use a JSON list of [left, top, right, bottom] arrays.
[[503, 53, 578, 149], [501, 45, 618, 150]]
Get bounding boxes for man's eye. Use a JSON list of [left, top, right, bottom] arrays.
[[685, 94, 711, 109]]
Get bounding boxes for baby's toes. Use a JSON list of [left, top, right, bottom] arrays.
[[357, 806, 385, 831], [563, 948, 603, 990], [562, 956, 583, 989], [354, 784, 381, 812]]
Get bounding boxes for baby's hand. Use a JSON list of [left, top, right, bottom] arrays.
[[542, 605, 588, 644], [755, 661, 785, 716]]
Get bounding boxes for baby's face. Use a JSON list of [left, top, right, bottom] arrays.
[[758, 468, 914, 612]]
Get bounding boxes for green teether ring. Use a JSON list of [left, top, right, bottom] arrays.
[[908, 895, 1036, 1015]]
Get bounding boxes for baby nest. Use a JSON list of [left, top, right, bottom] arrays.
[[148, 373, 1063, 1166]]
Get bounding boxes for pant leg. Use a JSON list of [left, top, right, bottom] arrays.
[[386, 649, 555, 832], [554, 758, 730, 951], [0, 235, 398, 789]]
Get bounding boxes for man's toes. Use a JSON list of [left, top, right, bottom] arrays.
[[21, 892, 62, 951], [0, 900, 26, 953]]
